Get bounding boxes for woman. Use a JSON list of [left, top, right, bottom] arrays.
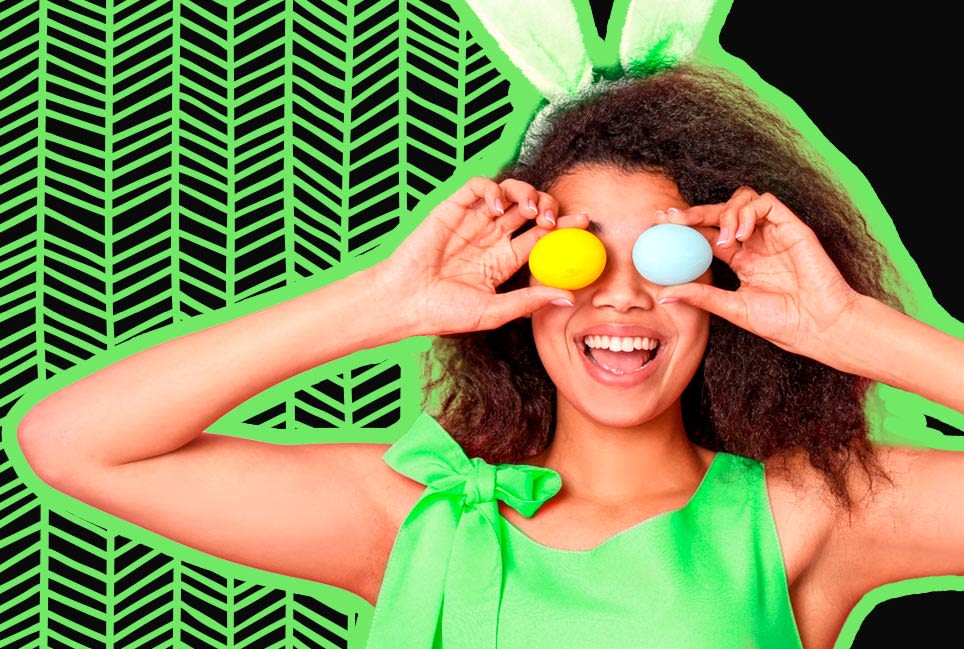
[[17, 65, 964, 648]]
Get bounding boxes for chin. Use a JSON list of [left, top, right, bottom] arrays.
[[569, 396, 673, 430]]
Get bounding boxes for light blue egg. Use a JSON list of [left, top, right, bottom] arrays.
[[632, 224, 713, 286]]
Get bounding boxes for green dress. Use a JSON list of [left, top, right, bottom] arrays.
[[364, 413, 803, 648]]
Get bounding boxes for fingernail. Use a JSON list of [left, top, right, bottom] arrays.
[[550, 298, 574, 307], [658, 297, 680, 304], [667, 207, 680, 214], [716, 227, 730, 245], [655, 209, 666, 220], [544, 210, 555, 226], [528, 199, 538, 214], [494, 198, 505, 214], [735, 224, 747, 240]]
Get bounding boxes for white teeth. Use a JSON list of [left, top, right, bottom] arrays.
[[584, 335, 659, 351]]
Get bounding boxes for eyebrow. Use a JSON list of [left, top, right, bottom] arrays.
[[586, 219, 603, 235]]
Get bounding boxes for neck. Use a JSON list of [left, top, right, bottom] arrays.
[[531, 399, 710, 507]]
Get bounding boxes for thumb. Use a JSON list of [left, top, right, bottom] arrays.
[[657, 283, 746, 325], [487, 287, 575, 325]]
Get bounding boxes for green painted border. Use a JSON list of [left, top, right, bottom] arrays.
[[2, 1, 961, 646]]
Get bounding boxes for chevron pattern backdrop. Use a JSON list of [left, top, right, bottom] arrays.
[[1, 0, 961, 647], [0, 0, 514, 646]]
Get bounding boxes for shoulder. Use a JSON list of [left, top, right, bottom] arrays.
[[334, 441, 426, 532], [833, 443, 964, 593], [765, 442, 964, 600], [761, 444, 917, 578], [311, 441, 424, 603]]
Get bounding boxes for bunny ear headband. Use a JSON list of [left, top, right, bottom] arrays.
[[452, 0, 720, 289], [461, 0, 718, 159]]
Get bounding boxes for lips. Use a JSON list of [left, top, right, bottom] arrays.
[[574, 325, 665, 387]]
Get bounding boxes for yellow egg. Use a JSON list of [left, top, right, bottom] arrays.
[[528, 228, 607, 290]]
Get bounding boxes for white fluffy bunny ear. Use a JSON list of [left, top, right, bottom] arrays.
[[619, 0, 716, 73], [462, 0, 594, 101]]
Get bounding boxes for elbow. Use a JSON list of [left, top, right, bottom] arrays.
[[16, 411, 76, 489]]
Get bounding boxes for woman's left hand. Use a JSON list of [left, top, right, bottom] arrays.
[[655, 187, 861, 360]]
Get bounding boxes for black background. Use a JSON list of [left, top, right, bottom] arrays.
[[717, 0, 961, 323], [592, 0, 961, 322], [588, 0, 962, 645]]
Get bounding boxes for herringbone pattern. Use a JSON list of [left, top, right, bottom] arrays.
[[1, 1, 960, 647], [0, 1, 511, 646]]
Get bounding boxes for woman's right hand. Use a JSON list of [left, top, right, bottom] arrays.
[[373, 176, 587, 336]]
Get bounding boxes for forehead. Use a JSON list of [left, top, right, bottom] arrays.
[[549, 166, 686, 235]]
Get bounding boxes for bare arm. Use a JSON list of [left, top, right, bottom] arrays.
[[16, 266, 420, 597], [823, 295, 964, 413], [16, 177, 573, 598], [18, 266, 411, 471], [817, 302, 962, 598]]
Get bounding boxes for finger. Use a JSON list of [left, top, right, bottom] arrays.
[[668, 189, 800, 232], [734, 192, 780, 242], [735, 202, 756, 242], [657, 186, 758, 229], [533, 190, 560, 228], [746, 191, 800, 226], [655, 201, 745, 250], [725, 191, 804, 246], [508, 213, 590, 262], [498, 179, 541, 214], [690, 225, 740, 267], [716, 187, 758, 248], [445, 176, 505, 216], [552, 212, 589, 229], [493, 195, 559, 237], [656, 283, 747, 326], [657, 203, 722, 226], [495, 179, 551, 232], [493, 203, 531, 238], [479, 286, 575, 330]]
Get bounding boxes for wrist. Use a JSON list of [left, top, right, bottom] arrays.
[[815, 293, 882, 377], [823, 294, 964, 412], [364, 261, 425, 340]]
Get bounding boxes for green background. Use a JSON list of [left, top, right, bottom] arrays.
[[1, 1, 961, 647]]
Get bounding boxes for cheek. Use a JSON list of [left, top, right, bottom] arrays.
[[530, 309, 561, 345], [672, 308, 711, 352], [530, 309, 573, 367]]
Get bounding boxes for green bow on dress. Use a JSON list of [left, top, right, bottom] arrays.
[[364, 413, 561, 648]]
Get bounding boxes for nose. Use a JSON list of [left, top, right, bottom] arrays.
[[589, 256, 656, 312]]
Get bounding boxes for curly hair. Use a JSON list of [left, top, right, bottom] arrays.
[[422, 64, 901, 508]]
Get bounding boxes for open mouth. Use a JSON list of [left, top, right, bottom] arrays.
[[580, 335, 661, 375]]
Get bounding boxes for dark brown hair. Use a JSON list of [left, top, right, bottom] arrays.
[[423, 64, 900, 507]]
